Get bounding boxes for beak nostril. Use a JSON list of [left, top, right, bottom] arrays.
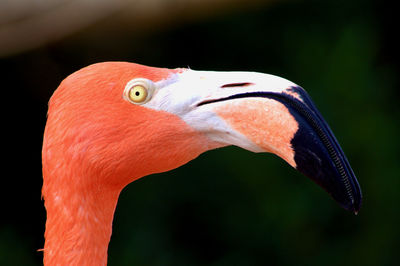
[[221, 82, 253, 88]]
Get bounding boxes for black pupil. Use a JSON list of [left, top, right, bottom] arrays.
[[135, 91, 140, 96]]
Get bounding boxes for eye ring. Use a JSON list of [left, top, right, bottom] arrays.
[[123, 78, 156, 104]]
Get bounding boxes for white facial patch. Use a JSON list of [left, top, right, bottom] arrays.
[[138, 69, 299, 152]]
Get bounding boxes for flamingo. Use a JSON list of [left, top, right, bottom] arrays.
[[42, 62, 361, 265]]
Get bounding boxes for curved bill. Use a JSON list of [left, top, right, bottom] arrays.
[[198, 86, 362, 214]]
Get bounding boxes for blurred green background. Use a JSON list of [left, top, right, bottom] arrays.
[[1, 0, 398, 265]]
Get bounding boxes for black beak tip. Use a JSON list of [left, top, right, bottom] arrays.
[[341, 182, 362, 215], [281, 86, 362, 214], [351, 198, 362, 215], [334, 187, 362, 215], [290, 111, 363, 214], [293, 146, 362, 215]]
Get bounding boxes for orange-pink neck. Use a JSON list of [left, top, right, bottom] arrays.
[[43, 173, 122, 266]]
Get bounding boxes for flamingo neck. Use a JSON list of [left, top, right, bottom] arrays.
[[43, 180, 121, 266]]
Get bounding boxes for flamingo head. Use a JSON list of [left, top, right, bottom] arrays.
[[43, 62, 361, 213]]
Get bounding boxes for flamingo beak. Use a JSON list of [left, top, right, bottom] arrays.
[[151, 70, 362, 213], [203, 85, 361, 213]]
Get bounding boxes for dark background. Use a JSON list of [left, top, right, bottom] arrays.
[[1, 0, 398, 265]]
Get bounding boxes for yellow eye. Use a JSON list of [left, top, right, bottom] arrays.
[[123, 78, 155, 104], [129, 85, 148, 103]]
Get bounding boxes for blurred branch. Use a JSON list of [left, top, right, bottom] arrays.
[[0, 0, 127, 57], [0, 0, 276, 57]]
